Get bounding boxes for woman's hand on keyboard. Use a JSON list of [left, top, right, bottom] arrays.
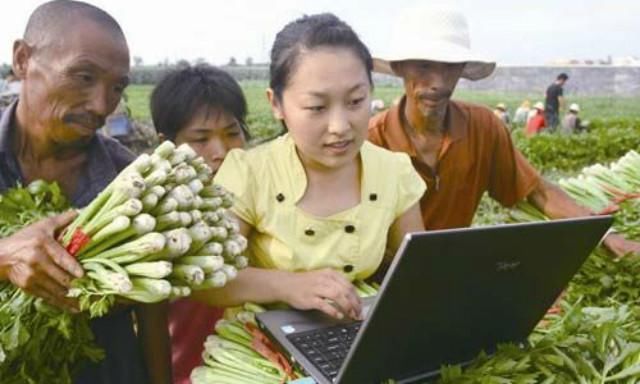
[[280, 269, 363, 320]]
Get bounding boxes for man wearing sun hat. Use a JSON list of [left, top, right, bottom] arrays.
[[492, 102, 510, 127], [368, 4, 640, 257], [526, 101, 546, 136]]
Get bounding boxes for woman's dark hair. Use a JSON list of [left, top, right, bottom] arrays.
[[269, 13, 373, 102], [150, 64, 249, 141]]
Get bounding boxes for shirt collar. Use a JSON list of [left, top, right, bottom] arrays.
[[281, 133, 311, 203], [0, 99, 120, 207], [280, 133, 374, 205], [387, 96, 469, 157], [0, 100, 18, 154]]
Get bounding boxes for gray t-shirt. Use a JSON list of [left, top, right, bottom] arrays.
[[0, 101, 148, 384]]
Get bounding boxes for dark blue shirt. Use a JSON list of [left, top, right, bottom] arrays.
[[545, 83, 564, 113], [0, 101, 148, 384]]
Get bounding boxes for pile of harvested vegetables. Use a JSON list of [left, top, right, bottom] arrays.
[[0, 141, 247, 383]]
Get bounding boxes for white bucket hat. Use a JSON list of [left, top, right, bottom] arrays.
[[373, 5, 496, 81], [569, 103, 580, 112], [534, 102, 545, 110]]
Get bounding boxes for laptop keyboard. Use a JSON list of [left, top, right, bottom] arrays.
[[286, 322, 362, 380]]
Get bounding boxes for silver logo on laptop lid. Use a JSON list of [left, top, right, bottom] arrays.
[[496, 261, 521, 272]]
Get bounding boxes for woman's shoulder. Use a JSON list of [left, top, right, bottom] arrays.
[[223, 135, 284, 171], [360, 140, 420, 194], [361, 140, 413, 168], [239, 135, 289, 160]]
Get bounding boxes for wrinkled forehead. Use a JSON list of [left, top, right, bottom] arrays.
[[69, 19, 127, 56], [38, 18, 129, 72]]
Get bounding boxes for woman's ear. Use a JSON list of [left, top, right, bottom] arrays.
[[266, 88, 284, 121], [157, 132, 167, 142]]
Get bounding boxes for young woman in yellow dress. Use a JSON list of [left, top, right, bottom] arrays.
[[204, 13, 426, 320]]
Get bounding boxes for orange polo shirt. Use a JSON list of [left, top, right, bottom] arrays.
[[368, 97, 541, 230]]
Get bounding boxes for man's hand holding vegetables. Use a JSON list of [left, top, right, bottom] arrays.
[[0, 211, 82, 311], [602, 234, 640, 258], [527, 179, 640, 258]]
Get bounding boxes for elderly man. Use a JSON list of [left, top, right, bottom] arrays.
[[368, 5, 640, 257], [0, 1, 169, 383]]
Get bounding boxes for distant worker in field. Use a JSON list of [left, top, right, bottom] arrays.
[[492, 102, 510, 127], [370, 98, 386, 113], [525, 102, 546, 136], [368, 4, 640, 256], [513, 100, 530, 125], [544, 72, 569, 131], [560, 103, 588, 134], [526, 101, 539, 124]]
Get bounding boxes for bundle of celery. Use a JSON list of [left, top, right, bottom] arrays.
[[511, 150, 640, 242], [191, 280, 379, 384], [0, 181, 102, 384], [61, 141, 248, 317], [353, 279, 379, 298], [510, 156, 640, 308], [191, 302, 299, 384], [557, 150, 640, 215]]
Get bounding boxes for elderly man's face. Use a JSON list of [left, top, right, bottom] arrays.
[[393, 60, 464, 121], [15, 19, 130, 147]]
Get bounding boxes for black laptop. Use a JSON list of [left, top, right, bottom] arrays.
[[257, 216, 612, 383]]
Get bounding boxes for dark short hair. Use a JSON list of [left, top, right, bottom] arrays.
[[24, 0, 125, 51], [150, 64, 249, 141], [557, 73, 569, 81], [269, 13, 373, 102]]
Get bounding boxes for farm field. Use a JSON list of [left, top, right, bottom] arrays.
[[126, 82, 640, 140]]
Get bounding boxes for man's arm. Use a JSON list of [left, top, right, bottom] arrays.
[[527, 178, 640, 257], [135, 301, 172, 384], [527, 178, 591, 218]]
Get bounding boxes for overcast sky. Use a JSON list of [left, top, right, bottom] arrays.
[[1, 0, 638, 67]]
